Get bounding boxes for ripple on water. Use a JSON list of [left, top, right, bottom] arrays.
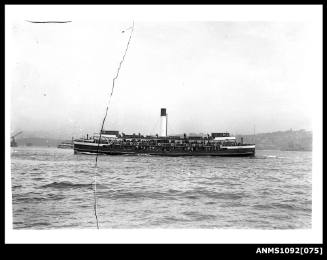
[[11, 148, 312, 229]]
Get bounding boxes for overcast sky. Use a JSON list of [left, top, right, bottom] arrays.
[[7, 6, 322, 139]]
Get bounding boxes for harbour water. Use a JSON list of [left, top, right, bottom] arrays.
[[10, 147, 312, 229]]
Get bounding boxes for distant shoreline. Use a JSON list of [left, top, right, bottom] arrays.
[[12, 129, 312, 152]]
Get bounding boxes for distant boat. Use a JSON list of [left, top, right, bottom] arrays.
[[11, 139, 17, 147], [11, 131, 23, 147]]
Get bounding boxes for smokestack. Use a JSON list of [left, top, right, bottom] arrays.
[[160, 108, 167, 137]]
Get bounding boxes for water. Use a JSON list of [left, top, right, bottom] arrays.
[[10, 147, 312, 229]]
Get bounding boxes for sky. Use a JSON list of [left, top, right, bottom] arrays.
[[7, 6, 322, 139]]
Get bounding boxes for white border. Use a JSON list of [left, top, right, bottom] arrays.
[[4, 4, 323, 22], [5, 4, 323, 244]]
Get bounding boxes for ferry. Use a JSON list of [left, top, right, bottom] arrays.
[[73, 108, 255, 157]]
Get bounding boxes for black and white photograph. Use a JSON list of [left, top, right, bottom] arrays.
[[5, 5, 323, 246]]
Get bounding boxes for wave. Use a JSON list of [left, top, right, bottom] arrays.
[[13, 192, 66, 202], [181, 190, 245, 200], [33, 222, 51, 226], [250, 202, 311, 213], [97, 188, 245, 201], [182, 211, 217, 221], [158, 216, 192, 224], [205, 201, 216, 205], [271, 202, 309, 211], [99, 190, 175, 200], [41, 181, 108, 190], [252, 204, 275, 210], [17, 222, 51, 229], [41, 181, 92, 189], [73, 170, 90, 174], [33, 177, 44, 181]]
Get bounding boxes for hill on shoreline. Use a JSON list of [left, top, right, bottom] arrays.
[[236, 129, 312, 151], [15, 137, 70, 148]]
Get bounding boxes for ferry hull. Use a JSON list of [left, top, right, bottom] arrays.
[[73, 142, 255, 157]]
